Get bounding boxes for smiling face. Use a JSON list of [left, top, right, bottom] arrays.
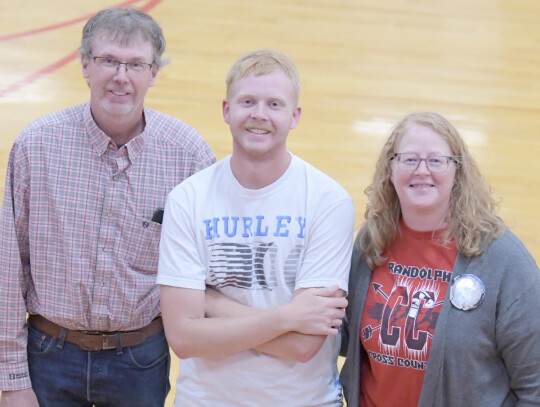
[[82, 31, 157, 124], [222, 71, 301, 162], [390, 123, 456, 229]]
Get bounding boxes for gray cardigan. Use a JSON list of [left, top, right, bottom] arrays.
[[340, 229, 540, 406]]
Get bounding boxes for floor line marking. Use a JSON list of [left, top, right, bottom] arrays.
[[0, 0, 163, 99], [0, 0, 143, 42]]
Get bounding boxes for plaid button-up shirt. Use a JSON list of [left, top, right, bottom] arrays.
[[0, 102, 215, 390]]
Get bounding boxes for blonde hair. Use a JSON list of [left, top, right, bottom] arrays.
[[357, 112, 505, 268], [225, 49, 300, 104]]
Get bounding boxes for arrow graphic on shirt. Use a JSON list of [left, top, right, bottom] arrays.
[[362, 324, 381, 340], [372, 282, 389, 300]]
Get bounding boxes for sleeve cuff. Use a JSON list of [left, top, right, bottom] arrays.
[[0, 361, 32, 391]]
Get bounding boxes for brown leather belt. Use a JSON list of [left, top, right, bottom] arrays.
[[28, 314, 163, 351]]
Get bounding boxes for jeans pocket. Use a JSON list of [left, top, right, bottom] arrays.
[[27, 324, 56, 355], [127, 331, 169, 369]]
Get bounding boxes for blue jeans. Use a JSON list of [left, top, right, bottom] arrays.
[[27, 322, 170, 407]]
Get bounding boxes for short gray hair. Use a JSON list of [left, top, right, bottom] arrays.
[[79, 8, 168, 68]]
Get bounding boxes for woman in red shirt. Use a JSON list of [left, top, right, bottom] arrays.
[[340, 112, 540, 407]]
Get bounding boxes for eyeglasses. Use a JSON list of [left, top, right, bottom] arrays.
[[92, 56, 154, 73], [392, 153, 459, 173]]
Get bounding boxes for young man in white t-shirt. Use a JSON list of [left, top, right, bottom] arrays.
[[157, 49, 355, 407]]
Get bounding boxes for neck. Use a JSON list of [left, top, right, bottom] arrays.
[[230, 152, 292, 189], [91, 106, 145, 145], [401, 206, 449, 232]]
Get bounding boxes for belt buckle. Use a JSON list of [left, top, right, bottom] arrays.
[[80, 331, 117, 351], [101, 333, 117, 350]]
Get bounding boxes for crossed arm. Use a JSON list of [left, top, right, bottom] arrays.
[[159, 285, 347, 361], [204, 285, 346, 362]]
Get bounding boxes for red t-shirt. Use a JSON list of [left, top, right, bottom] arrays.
[[359, 221, 457, 407]]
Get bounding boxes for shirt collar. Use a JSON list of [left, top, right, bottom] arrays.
[[83, 102, 149, 161]]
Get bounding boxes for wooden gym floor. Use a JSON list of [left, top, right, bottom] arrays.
[[1, 1, 539, 405]]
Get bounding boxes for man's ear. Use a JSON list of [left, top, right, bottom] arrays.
[[222, 99, 230, 124], [289, 105, 302, 130], [149, 65, 159, 87], [81, 56, 90, 79]]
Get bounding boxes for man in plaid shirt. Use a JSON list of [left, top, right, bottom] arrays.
[[0, 7, 214, 407]]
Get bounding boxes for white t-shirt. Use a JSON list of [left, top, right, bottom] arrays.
[[157, 154, 354, 407]]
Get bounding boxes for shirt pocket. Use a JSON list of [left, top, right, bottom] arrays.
[[126, 218, 162, 275]]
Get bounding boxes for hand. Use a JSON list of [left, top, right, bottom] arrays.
[[0, 389, 39, 407], [284, 285, 347, 336]]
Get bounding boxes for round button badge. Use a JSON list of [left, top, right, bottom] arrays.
[[450, 274, 485, 311]]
